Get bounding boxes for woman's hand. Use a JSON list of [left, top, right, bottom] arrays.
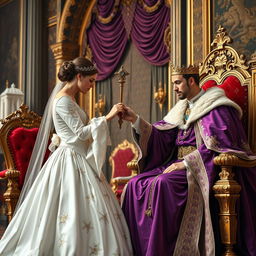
[[163, 162, 185, 174], [106, 103, 125, 121]]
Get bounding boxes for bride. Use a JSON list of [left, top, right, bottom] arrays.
[[0, 57, 133, 255]]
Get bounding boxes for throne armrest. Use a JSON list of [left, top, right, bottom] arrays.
[[0, 169, 8, 179], [5, 169, 20, 178], [213, 153, 256, 254], [0, 169, 20, 179], [111, 159, 139, 194], [214, 153, 256, 168], [0, 169, 20, 222], [111, 175, 134, 185]]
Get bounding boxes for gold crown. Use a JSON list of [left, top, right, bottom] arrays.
[[171, 65, 199, 75]]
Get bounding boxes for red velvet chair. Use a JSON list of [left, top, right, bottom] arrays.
[[109, 139, 139, 202], [0, 104, 49, 222], [202, 76, 248, 129], [199, 25, 256, 255]]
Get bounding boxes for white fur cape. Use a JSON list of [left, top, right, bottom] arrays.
[[163, 87, 242, 130]]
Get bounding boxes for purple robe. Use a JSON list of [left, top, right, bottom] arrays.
[[122, 105, 256, 256]]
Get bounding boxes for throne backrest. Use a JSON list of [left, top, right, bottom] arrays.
[[109, 139, 139, 179], [199, 25, 256, 153], [0, 104, 48, 188]]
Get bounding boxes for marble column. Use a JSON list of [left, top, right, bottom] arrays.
[[20, 0, 47, 115], [169, 0, 187, 107]]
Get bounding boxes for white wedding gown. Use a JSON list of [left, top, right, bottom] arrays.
[[0, 96, 133, 256]]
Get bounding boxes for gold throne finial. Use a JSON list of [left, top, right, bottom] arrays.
[[211, 25, 232, 49]]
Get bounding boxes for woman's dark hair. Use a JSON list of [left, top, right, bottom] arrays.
[[58, 57, 98, 82], [183, 74, 200, 85]]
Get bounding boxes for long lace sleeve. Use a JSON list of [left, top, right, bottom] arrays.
[[55, 96, 92, 140]]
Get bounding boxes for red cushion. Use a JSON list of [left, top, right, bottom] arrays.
[[7, 127, 50, 188], [112, 148, 135, 178], [201, 76, 248, 112]]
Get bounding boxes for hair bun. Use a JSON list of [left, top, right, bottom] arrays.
[[58, 61, 76, 82]]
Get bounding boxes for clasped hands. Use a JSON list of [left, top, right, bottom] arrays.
[[105, 103, 137, 123], [106, 103, 185, 173]]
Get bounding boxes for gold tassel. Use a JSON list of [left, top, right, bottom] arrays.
[[145, 207, 152, 217], [144, 174, 161, 217]]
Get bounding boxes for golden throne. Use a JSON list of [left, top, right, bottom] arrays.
[[199, 25, 256, 256], [0, 104, 45, 222], [109, 139, 139, 202]]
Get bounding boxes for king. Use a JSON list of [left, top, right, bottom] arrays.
[[121, 65, 256, 255]]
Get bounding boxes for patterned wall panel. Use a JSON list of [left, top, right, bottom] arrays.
[[193, 0, 203, 64], [213, 0, 256, 57]]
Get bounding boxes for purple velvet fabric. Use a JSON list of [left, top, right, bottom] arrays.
[[130, 1, 170, 66], [122, 106, 256, 256], [87, 7, 128, 81], [86, 0, 170, 81]]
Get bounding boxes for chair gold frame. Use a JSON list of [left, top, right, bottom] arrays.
[[199, 25, 256, 256], [109, 139, 139, 196], [0, 104, 41, 222]]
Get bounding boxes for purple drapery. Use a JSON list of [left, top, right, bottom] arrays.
[[130, 1, 170, 66], [87, 7, 128, 81], [87, 0, 170, 81]]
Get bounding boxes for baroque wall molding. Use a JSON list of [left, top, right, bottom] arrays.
[[57, 0, 92, 43], [52, 0, 96, 75], [51, 41, 79, 73]]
